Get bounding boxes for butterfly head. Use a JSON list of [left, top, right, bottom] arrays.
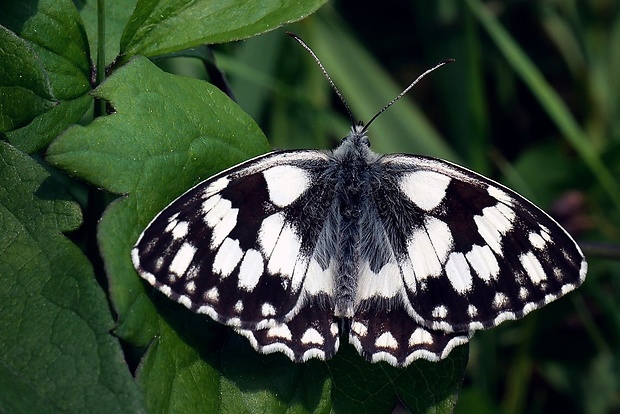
[[342, 124, 370, 148], [332, 123, 375, 161]]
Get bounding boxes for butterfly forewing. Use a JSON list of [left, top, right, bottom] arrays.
[[374, 155, 587, 332], [132, 150, 337, 330]]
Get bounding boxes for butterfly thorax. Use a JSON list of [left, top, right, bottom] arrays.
[[331, 127, 379, 318]]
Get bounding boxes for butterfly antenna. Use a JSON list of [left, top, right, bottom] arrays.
[[287, 32, 356, 127], [362, 59, 455, 132]]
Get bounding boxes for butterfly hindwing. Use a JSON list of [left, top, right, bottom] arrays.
[[236, 294, 339, 363], [350, 306, 472, 366], [132, 150, 338, 330]]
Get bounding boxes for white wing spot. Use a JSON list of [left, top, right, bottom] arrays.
[[474, 203, 516, 254], [169, 242, 196, 276], [541, 226, 553, 242], [204, 177, 230, 198], [178, 295, 192, 308], [166, 220, 189, 240], [467, 304, 478, 317], [409, 328, 434, 345], [201, 194, 221, 216], [375, 332, 399, 349], [400, 170, 451, 211], [520, 251, 547, 285], [227, 317, 242, 327], [301, 328, 324, 345], [238, 249, 265, 291], [261, 302, 276, 317], [234, 300, 244, 313], [263, 165, 310, 207], [432, 305, 448, 319], [445, 252, 473, 294], [184, 280, 196, 294], [164, 214, 179, 233], [529, 232, 547, 249], [172, 221, 189, 240], [258, 213, 285, 255], [330, 323, 339, 337], [267, 324, 292, 340], [160, 284, 172, 297], [466, 244, 500, 282], [203, 196, 239, 248], [469, 321, 484, 330], [493, 292, 508, 309], [291, 255, 310, 292], [426, 217, 453, 261], [519, 287, 529, 300], [212, 238, 243, 278], [303, 259, 335, 295], [408, 217, 453, 280], [351, 321, 368, 337], [204, 197, 232, 227], [185, 264, 199, 280], [154, 257, 164, 272], [204, 287, 219, 303], [488, 186, 513, 205], [267, 222, 301, 278], [211, 208, 238, 248], [357, 261, 403, 301]]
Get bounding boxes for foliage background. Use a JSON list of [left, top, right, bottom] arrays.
[[1, 0, 619, 413]]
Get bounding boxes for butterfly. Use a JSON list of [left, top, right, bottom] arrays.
[[131, 33, 587, 367]]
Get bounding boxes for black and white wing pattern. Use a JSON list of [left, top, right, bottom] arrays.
[[132, 127, 587, 367], [363, 155, 587, 331], [133, 150, 336, 328]]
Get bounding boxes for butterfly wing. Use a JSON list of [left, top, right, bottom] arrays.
[[350, 307, 472, 366], [132, 150, 338, 331], [366, 154, 587, 333], [236, 295, 339, 362]]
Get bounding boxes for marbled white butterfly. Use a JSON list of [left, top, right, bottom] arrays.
[[132, 34, 587, 367]]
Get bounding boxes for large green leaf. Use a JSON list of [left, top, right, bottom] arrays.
[[119, 0, 328, 63], [0, 141, 144, 413], [0, 0, 92, 153]]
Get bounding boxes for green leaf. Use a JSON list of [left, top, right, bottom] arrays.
[[0, 141, 145, 413], [119, 0, 328, 63], [0, 27, 55, 131], [136, 316, 222, 413], [0, 0, 93, 153]]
